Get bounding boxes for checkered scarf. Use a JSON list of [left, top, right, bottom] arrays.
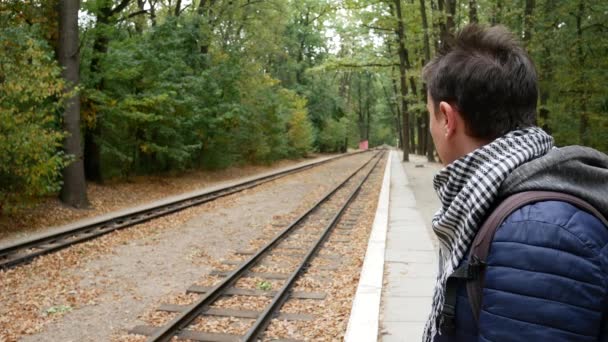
[[423, 127, 554, 341]]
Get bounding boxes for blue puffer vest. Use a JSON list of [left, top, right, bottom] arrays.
[[434, 200, 608, 342]]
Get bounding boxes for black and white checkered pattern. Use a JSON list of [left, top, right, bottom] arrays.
[[423, 127, 554, 341]]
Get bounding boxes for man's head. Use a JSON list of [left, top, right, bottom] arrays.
[[423, 24, 538, 165]]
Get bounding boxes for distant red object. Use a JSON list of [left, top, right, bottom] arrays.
[[359, 140, 369, 150]]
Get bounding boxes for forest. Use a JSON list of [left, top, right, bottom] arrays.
[[1, 0, 606, 213]]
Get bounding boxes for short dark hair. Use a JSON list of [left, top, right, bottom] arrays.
[[423, 24, 538, 140]]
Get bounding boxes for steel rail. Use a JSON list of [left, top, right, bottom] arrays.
[[243, 151, 384, 341], [146, 151, 384, 342], [0, 150, 371, 270]]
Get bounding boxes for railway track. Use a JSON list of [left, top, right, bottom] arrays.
[[0, 151, 372, 270], [128, 150, 386, 341]]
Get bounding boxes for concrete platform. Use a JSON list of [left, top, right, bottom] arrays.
[[346, 151, 438, 341]]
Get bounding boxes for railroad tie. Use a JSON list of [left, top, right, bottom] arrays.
[[209, 269, 330, 282], [130, 325, 241, 342], [156, 305, 315, 321], [186, 285, 326, 300], [210, 270, 290, 279], [130, 325, 306, 342]]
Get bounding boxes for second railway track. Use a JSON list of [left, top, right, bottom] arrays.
[[0, 151, 373, 270], [127, 150, 386, 341]]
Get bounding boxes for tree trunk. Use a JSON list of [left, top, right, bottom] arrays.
[[575, 0, 589, 146], [85, 5, 111, 183], [539, 88, 551, 133], [366, 102, 371, 142], [420, 114, 427, 155], [198, 0, 216, 56], [409, 76, 417, 99], [408, 75, 423, 155], [538, 0, 555, 134], [175, 0, 182, 16], [134, 0, 146, 32], [393, 0, 410, 162], [491, 0, 503, 24], [523, 0, 535, 45], [469, 0, 478, 23], [86, 0, 130, 182], [366, 73, 372, 142], [357, 73, 366, 142], [430, 0, 440, 51], [424, 103, 435, 161], [437, 0, 448, 47], [150, 0, 157, 26], [420, 0, 432, 62], [391, 72, 405, 149], [382, 78, 403, 148], [420, 0, 435, 161], [437, 0, 456, 49], [417, 116, 424, 154], [445, 0, 456, 35], [58, 0, 89, 208], [387, 41, 405, 149], [409, 113, 416, 153]]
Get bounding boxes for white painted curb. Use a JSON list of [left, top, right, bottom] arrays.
[[344, 150, 392, 341]]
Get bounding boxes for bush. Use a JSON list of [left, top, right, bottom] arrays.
[[0, 21, 68, 213], [318, 117, 348, 152], [287, 95, 314, 157]]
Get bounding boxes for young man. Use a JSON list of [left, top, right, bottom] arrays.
[[421, 24, 608, 341]]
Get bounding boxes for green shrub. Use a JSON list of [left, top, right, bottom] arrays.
[[287, 96, 314, 157], [318, 117, 348, 153], [0, 21, 68, 213]]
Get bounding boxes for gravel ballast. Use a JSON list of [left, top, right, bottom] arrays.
[[1, 152, 378, 342], [119, 153, 388, 341]]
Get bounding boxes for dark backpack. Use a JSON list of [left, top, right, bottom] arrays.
[[440, 191, 608, 334]]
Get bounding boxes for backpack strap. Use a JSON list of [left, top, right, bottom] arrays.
[[440, 258, 484, 334], [466, 191, 608, 323]]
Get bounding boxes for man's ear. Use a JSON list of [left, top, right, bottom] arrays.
[[438, 101, 458, 138]]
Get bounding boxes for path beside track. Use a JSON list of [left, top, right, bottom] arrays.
[[346, 151, 442, 341]]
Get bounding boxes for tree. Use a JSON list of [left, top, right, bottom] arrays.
[[419, 0, 435, 161], [287, 97, 315, 156], [83, 0, 132, 182], [58, 0, 89, 207], [2, 0, 607, 214], [0, 6, 69, 213], [469, 0, 478, 23], [392, 0, 411, 161]]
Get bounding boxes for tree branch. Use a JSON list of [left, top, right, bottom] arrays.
[[362, 23, 395, 33], [111, 0, 132, 15], [178, 4, 191, 15], [582, 23, 608, 32], [336, 62, 400, 68], [127, 10, 148, 18], [240, 0, 267, 8], [309, 5, 333, 23]]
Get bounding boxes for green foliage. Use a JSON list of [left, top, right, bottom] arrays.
[[0, 17, 68, 213], [528, 0, 608, 151], [287, 95, 315, 157], [318, 117, 349, 152], [82, 18, 206, 177], [0, 0, 608, 215], [80, 12, 315, 177], [256, 280, 272, 291], [44, 304, 72, 315], [8, 0, 605, 212]]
